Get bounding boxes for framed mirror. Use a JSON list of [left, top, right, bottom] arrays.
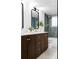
[[31, 7, 39, 29], [21, 2, 24, 29]]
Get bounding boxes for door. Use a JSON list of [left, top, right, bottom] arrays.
[[44, 33, 48, 49], [35, 35, 41, 57], [40, 34, 44, 53], [21, 36, 28, 59], [28, 35, 36, 59]]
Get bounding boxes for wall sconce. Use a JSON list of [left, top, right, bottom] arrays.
[[33, 7, 39, 11]]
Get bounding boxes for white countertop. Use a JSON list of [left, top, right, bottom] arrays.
[[21, 32, 48, 36]]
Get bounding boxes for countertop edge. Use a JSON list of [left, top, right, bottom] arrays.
[[21, 32, 48, 36]]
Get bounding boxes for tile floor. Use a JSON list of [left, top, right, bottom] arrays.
[[37, 37, 57, 59]]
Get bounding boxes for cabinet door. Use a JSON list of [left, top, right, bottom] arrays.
[[28, 35, 36, 59], [40, 33, 48, 53], [35, 35, 41, 57], [21, 36, 28, 59], [39, 34, 44, 53], [44, 33, 48, 49]]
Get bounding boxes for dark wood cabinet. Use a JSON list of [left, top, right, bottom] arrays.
[[28, 35, 36, 59], [21, 36, 28, 59], [21, 33, 48, 59]]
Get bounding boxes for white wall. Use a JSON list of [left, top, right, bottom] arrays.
[[21, 0, 45, 35], [39, 10, 44, 32]]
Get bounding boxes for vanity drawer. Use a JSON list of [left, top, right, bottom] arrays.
[[36, 48, 41, 57]]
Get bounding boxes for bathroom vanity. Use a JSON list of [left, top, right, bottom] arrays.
[[21, 32, 48, 59]]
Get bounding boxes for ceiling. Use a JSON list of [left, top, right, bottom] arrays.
[[34, 0, 57, 16]]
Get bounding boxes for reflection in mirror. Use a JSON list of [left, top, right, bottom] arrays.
[[31, 7, 39, 29]]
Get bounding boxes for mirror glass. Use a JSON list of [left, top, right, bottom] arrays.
[[31, 8, 39, 29]]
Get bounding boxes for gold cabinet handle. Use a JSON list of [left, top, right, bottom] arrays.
[[27, 38, 30, 40], [28, 38, 30, 40], [27, 39, 29, 40]]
